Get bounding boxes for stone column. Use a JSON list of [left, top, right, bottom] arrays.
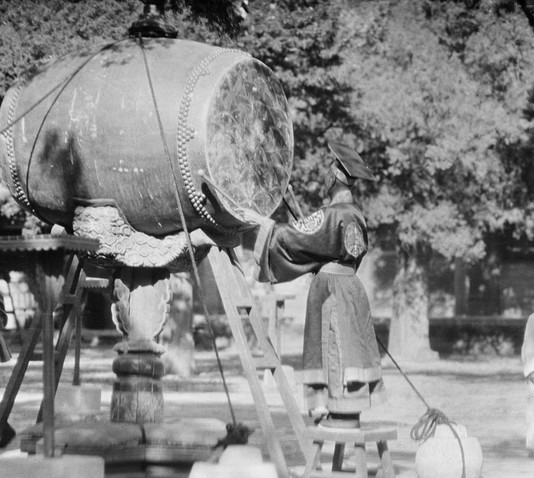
[[110, 266, 170, 424]]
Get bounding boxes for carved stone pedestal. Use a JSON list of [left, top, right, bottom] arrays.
[[73, 203, 212, 424], [111, 352, 165, 423], [109, 267, 170, 424]]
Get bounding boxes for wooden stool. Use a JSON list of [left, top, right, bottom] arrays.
[[300, 424, 397, 478]]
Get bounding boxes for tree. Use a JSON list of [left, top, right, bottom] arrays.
[[340, 0, 534, 360]]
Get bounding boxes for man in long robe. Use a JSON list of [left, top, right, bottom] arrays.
[[239, 142, 386, 427]]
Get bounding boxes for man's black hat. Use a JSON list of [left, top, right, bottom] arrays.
[[328, 142, 377, 183]]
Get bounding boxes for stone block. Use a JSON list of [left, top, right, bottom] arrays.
[[190, 445, 277, 478], [188, 461, 278, 478], [145, 418, 227, 447], [33, 422, 144, 464], [144, 418, 228, 464], [0, 454, 104, 478], [218, 445, 263, 464], [55, 384, 101, 417]]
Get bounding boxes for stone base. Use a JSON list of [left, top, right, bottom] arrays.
[[144, 418, 227, 464], [110, 353, 165, 424], [0, 454, 104, 478], [189, 462, 278, 478], [21, 422, 143, 462], [19, 418, 228, 466]]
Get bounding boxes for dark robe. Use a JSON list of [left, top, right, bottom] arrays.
[[254, 201, 386, 412]]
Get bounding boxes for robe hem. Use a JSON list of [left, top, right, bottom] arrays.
[[344, 365, 382, 383]]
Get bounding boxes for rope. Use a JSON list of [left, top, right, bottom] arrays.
[[377, 337, 466, 478], [138, 35, 240, 429], [376, 336, 431, 409]]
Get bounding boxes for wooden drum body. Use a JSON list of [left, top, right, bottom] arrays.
[[0, 38, 293, 236]]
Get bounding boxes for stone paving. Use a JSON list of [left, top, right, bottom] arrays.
[[0, 343, 533, 477]]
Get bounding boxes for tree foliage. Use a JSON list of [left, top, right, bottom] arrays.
[[342, 0, 534, 264], [0, 0, 250, 101], [0, 0, 137, 98]]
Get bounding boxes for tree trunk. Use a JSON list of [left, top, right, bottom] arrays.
[[454, 258, 468, 316], [387, 251, 438, 362], [161, 272, 195, 377]]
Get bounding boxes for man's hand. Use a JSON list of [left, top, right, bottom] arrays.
[[190, 229, 216, 247], [190, 228, 242, 249]]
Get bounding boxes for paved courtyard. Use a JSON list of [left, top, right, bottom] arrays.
[[0, 338, 533, 477]]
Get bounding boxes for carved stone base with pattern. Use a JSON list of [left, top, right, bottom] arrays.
[[72, 205, 210, 424], [109, 267, 169, 424]]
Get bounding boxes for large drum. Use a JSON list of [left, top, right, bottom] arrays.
[[0, 38, 293, 236]]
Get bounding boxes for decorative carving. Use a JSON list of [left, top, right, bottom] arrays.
[[109, 266, 170, 423], [111, 353, 165, 423], [344, 221, 367, 258], [73, 205, 209, 271], [111, 271, 131, 339], [292, 210, 325, 234], [111, 267, 170, 352]]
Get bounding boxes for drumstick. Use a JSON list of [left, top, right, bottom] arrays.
[[283, 198, 298, 221], [287, 184, 304, 219]]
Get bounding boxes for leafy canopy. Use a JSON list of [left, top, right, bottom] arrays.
[[342, 0, 534, 262]]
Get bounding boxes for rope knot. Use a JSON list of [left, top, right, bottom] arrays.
[[410, 407, 455, 442]]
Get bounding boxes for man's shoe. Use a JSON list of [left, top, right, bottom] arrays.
[[309, 406, 329, 425], [318, 413, 361, 429]]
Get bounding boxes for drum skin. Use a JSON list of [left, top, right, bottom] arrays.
[[0, 38, 293, 236]]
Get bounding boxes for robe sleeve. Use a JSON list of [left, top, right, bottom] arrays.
[[253, 205, 368, 284]]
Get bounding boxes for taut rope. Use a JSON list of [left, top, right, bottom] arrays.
[[377, 337, 466, 478], [138, 35, 249, 444]]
